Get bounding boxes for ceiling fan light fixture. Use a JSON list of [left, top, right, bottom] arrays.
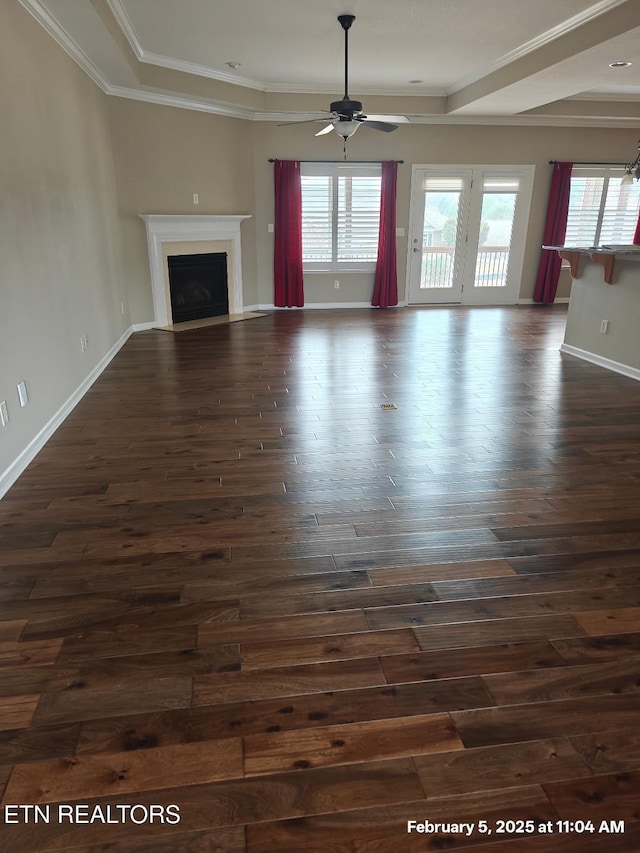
[[334, 120, 361, 139], [623, 138, 640, 182]]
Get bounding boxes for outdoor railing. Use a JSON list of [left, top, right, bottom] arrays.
[[420, 246, 510, 289]]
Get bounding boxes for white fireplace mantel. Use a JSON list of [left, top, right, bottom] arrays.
[[140, 214, 251, 327]]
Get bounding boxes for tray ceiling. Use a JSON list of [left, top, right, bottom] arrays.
[[18, 0, 640, 125]]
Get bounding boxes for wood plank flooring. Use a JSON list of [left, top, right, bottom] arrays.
[[2, 305, 640, 851]]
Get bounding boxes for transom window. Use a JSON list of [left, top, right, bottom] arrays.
[[566, 167, 640, 247], [301, 163, 381, 271]]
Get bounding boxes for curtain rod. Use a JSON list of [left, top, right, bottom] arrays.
[[548, 160, 627, 166], [268, 158, 404, 164]]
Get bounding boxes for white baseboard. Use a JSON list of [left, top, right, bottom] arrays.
[[131, 321, 156, 331], [0, 326, 135, 500], [256, 302, 405, 311], [518, 297, 570, 305], [560, 343, 640, 382]]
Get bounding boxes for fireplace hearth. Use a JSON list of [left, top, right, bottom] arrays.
[[167, 252, 228, 323]]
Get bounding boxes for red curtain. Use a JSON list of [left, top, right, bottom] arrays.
[[533, 161, 573, 304], [634, 209, 640, 245], [273, 160, 304, 307], [371, 161, 398, 308]]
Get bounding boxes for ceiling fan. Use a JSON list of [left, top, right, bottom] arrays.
[[282, 14, 409, 141]]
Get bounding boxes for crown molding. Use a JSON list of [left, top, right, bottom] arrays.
[[18, 0, 110, 92], [107, 90, 640, 126], [107, 85, 257, 120], [18, 0, 640, 129], [106, 0, 269, 91], [106, 0, 445, 96], [568, 90, 640, 101], [263, 82, 446, 96], [105, 0, 143, 58], [430, 113, 640, 127], [265, 111, 640, 127], [139, 50, 268, 90], [448, 0, 632, 95]]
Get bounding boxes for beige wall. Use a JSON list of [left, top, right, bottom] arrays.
[[105, 102, 640, 318], [252, 121, 640, 306], [0, 2, 127, 480], [107, 99, 257, 321], [563, 257, 640, 371], [3, 1, 640, 489]]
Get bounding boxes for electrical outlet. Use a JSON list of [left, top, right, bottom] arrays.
[[268, 223, 274, 233], [192, 193, 199, 205], [80, 336, 86, 352], [17, 381, 28, 407], [600, 319, 609, 334], [334, 280, 340, 289], [0, 401, 8, 427]]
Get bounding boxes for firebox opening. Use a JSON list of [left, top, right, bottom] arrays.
[[167, 252, 228, 323]]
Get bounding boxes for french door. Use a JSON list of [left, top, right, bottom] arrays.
[[406, 165, 534, 305]]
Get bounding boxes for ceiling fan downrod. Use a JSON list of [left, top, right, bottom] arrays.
[[332, 14, 362, 119], [337, 14, 355, 101]]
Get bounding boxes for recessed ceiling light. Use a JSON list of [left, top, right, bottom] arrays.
[[409, 79, 423, 84], [225, 61, 242, 69], [609, 60, 632, 68]]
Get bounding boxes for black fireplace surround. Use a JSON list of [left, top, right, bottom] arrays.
[[167, 252, 228, 323]]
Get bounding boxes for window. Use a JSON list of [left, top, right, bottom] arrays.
[[566, 167, 640, 247], [301, 163, 381, 271]]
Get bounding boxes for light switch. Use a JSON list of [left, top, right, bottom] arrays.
[[17, 381, 28, 407]]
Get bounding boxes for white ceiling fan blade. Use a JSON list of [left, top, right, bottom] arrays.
[[315, 123, 336, 136], [363, 114, 410, 123], [277, 117, 332, 127]]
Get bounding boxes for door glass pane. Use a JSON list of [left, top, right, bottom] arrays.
[[420, 189, 462, 289], [474, 191, 516, 288]]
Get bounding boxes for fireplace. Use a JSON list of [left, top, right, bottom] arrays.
[[168, 252, 228, 323], [140, 215, 251, 328]]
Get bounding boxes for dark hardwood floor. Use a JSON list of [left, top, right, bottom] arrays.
[[1, 305, 640, 851]]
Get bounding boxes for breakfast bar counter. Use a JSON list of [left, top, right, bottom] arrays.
[[543, 245, 640, 378]]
